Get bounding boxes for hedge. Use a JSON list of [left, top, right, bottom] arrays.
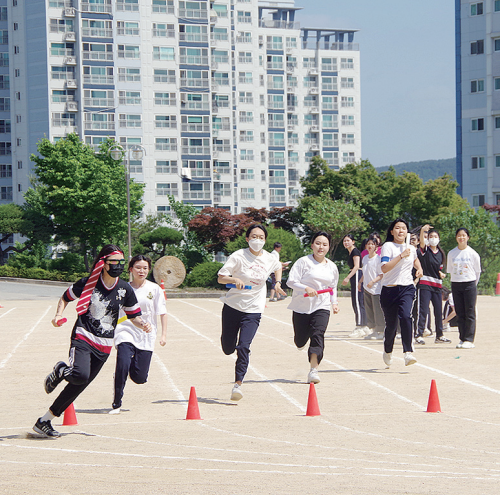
[[0, 265, 87, 282]]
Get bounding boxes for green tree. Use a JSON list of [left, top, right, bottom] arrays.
[[24, 134, 144, 268], [136, 227, 184, 258], [298, 192, 368, 257]]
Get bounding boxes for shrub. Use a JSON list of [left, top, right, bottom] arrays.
[[185, 262, 223, 288], [0, 265, 87, 282]]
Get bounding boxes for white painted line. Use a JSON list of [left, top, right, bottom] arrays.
[[0, 306, 52, 370], [0, 307, 16, 319]]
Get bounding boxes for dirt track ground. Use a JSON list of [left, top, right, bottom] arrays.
[[1, 292, 499, 494]]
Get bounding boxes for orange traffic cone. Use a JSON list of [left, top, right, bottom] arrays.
[[495, 273, 500, 296], [305, 383, 321, 417], [160, 279, 167, 300], [185, 386, 202, 420], [426, 379, 441, 413], [62, 403, 78, 425]]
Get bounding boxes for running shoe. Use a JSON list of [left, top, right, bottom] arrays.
[[415, 336, 425, 345], [423, 329, 433, 337], [108, 408, 121, 415], [349, 327, 366, 338], [383, 352, 392, 368], [461, 341, 475, 349], [307, 368, 320, 384], [44, 361, 67, 394], [230, 384, 243, 401], [404, 352, 417, 366], [456, 341, 464, 349], [435, 336, 451, 343], [364, 332, 379, 340], [33, 418, 60, 438], [442, 323, 451, 331]]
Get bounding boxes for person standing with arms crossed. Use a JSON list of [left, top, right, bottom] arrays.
[[286, 232, 340, 384], [447, 228, 481, 349], [217, 224, 284, 401], [109, 255, 167, 414], [33, 245, 152, 437]]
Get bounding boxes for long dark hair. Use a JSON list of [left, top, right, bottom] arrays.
[[91, 244, 123, 271], [385, 218, 409, 243]]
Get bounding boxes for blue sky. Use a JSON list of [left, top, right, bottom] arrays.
[[293, 0, 456, 168]]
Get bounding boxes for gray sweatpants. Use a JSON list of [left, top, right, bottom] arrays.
[[364, 290, 385, 333]]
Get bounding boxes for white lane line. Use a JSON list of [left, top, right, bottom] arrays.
[[1, 443, 499, 480], [0, 306, 52, 370], [152, 353, 185, 403], [0, 307, 16, 319]]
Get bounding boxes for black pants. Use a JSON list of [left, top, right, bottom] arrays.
[[443, 301, 458, 327], [451, 281, 477, 343], [292, 309, 330, 364], [50, 340, 107, 417], [112, 342, 153, 409], [221, 304, 261, 383], [350, 271, 367, 326], [417, 289, 443, 338], [380, 285, 415, 354]]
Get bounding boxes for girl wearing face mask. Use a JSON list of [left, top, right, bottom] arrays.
[[33, 245, 152, 438], [415, 225, 450, 344], [109, 255, 168, 414], [286, 232, 340, 384], [380, 219, 423, 368], [217, 224, 284, 401], [447, 228, 481, 349]]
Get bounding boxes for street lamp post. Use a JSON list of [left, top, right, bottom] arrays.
[[108, 144, 146, 262]]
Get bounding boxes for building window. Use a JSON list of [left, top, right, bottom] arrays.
[[0, 164, 12, 177], [155, 115, 177, 128], [0, 98, 10, 111], [470, 40, 484, 54], [15, 92, 20, 100], [153, 0, 175, 14], [0, 30, 8, 44], [155, 137, 178, 151], [0, 120, 11, 133], [13, 23, 19, 31], [471, 79, 484, 93], [495, 77, 500, 90], [495, 39, 500, 52], [495, 117, 500, 129], [471, 156, 485, 169], [496, 0, 500, 12], [496, 156, 500, 168], [471, 118, 484, 131], [154, 92, 176, 106], [116, 0, 139, 11], [156, 160, 178, 174], [152, 23, 175, 38], [17, 160, 22, 169], [14, 69, 20, 77], [153, 46, 175, 61], [237, 11, 252, 23], [240, 188, 255, 200], [0, 75, 9, 89], [472, 194, 485, 207], [0, 53, 8, 67], [118, 45, 140, 59], [471, 2, 483, 16], [1, 186, 12, 200], [116, 21, 140, 36], [118, 91, 141, 105], [156, 183, 178, 197], [119, 114, 142, 128]]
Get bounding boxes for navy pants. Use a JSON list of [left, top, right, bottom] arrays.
[[112, 342, 153, 409], [451, 281, 477, 343], [221, 304, 261, 383], [50, 339, 107, 417], [350, 271, 367, 326], [417, 289, 443, 338], [292, 309, 330, 364], [380, 285, 415, 354]]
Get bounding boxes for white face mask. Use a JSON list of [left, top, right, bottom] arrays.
[[429, 237, 440, 247], [248, 239, 265, 252], [424, 238, 430, 246]]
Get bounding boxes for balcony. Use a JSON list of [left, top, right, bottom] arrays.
[[181, 123, 210, 133], [84, 98, 114, 107], [181, 146, 211, 155], [258, 19, 300, 30]]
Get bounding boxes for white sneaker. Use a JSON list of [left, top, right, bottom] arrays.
[[361, 326, 371, 336], [307, 368, 320, 384], [349, 327, 366, 338], [364, 332, 379, 340], [383, 352, 392, 368], [108, 407, 121, 415], [404, 352, 417, 366], [442, 323, 451, 331], [456, 341, 463, 349], [423, 329, 432, 337], [230, 384, 243, 401], [461, 341, 475, 349]]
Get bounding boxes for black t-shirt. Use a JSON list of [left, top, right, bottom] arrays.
[[417, 246, 444, 292], [64, 276, 141, 359], [348, 248, 362, 270]]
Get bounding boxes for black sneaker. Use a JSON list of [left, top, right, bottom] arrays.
[[33, 418, 60, 438], [44, 361, 67, 394], [435, 336, 451, 343], [415, 336, 425, 345]]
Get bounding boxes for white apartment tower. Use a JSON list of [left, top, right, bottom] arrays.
[[456, 0, 500, 207], [1, 0, 361, 221]]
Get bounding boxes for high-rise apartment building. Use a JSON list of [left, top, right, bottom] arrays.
[[456, 0, 500, 207], [0, 0, 360, 231]]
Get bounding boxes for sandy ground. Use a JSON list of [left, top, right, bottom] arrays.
[[1, 293, 499, 494]]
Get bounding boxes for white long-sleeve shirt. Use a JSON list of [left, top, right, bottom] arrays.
[[286, 254, 339, 314], [447, 246, 481, 283]]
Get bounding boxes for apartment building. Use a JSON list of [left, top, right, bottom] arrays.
[[1, 0, 360, 229], [456, 0, 500, 207]]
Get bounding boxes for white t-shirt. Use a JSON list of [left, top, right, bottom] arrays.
[[219, 248, 281, 314], [286, 255, 339, 314], [447, 246, 481, 283], [271, 249, 280, 261], [380, 242, 417, 287], [114, 280, 167, 351], [361, 254, 382, 295]]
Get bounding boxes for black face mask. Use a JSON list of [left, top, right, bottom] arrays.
[[106, 264, 125, 278]]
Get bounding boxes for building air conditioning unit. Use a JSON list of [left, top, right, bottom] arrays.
[[64, 57, 76, 65], [64, 32, 76, 41], [64, 7, 76, 17], [66, 79, 77, 88], [287, 87, 294, 93], [66, 102, 78, 112], [310, 107, 319, 113], [258, 36, 264, 45], [309, 87, 318, 94], [181, 168, 192, 180]]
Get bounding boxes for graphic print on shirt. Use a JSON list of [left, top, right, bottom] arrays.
[[89, 290, 115, 335], [248, 262, 267, 287]]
